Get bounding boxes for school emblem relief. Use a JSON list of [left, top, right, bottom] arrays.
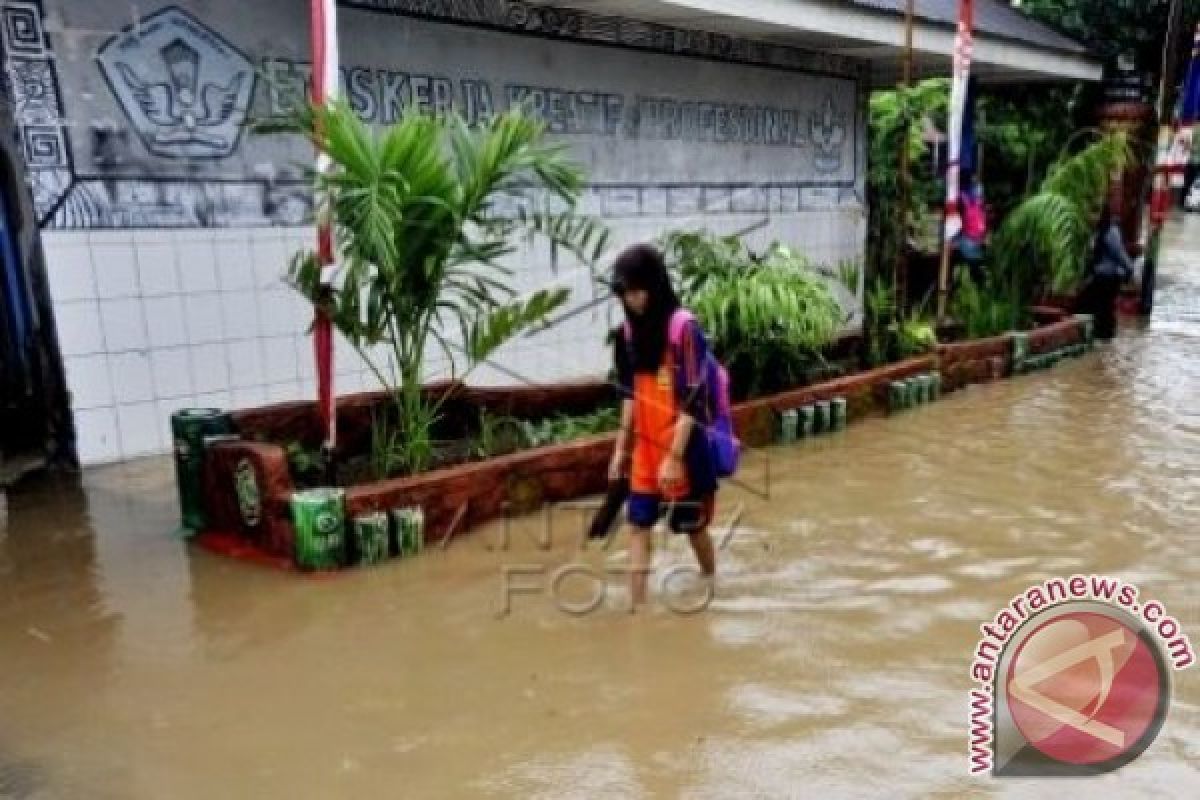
[[810, 95, 847, 174], [96, 6, 256, 159]]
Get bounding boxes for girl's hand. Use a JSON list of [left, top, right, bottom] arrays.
[[608, 451, 628, 482], [658, 453, 685, 492]]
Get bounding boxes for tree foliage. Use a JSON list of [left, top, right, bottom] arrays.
[[1016, 0, 1200, 78], [866, 79, 949, 286]]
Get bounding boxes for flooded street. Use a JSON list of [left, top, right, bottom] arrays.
[[2, 217, 1198, 798]]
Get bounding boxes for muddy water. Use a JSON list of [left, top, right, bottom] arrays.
[[3, 218, 1199, 799]]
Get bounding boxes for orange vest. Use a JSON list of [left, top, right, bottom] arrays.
[[630, 362, 689, 499]]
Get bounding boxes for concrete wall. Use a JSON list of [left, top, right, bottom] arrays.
[[4, 0, 869, 464]]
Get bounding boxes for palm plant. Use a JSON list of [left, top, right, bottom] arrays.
[[263, 103, 609, 476], [991, 131, 1133, 324], [662, 231, 845, 397]]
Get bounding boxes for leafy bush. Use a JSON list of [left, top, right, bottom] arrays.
[[518, 407, 621, 449], [893, 312, 938, 358], [950, 269, 1022, 339], [661, 231, 846, 398]]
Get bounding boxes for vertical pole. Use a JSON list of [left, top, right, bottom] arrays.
[[1141, 0, 1186, 316], [895, 0, 915, 312], [936, 0, 974, 324], [311, 0, 339, 462]]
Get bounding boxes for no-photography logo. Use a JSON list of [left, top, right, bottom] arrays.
[[968, 577, 1194, 776]]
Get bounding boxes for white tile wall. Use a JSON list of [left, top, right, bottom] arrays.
[[74, 407, 120, 463], [144, 295, 189, 348], [48, 210, 864, 465], [117, 402, 163, 456], [110, 351, 155, 404], [63, 354, 113, 410], [150, 348, 193, 399], [99, 298, 148, 352], [134, 241, 181, 297]]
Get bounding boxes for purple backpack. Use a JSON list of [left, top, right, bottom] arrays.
[[624, 309, 741, 478]]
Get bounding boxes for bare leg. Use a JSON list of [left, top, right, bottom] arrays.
[[687, 527, 716, 577], [629, 525, 654, 606]]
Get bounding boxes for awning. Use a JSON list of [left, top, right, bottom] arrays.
[[554, 0, 1101, 85]]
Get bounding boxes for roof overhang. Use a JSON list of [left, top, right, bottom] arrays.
[[555, 0, 1102, 85]]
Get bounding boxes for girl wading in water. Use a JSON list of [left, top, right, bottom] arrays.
[[608, 244, 719, 606]]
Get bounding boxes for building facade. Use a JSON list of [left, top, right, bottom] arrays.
[[3, 0, 877, 465]]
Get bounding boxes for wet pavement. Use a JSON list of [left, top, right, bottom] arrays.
[[1, 216, 1198, 798]]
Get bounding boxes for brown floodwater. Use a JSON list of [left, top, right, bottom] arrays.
[[3, 217, 1199, 798]]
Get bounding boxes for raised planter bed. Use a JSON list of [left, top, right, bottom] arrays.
[[189, 315, 1092, 571]]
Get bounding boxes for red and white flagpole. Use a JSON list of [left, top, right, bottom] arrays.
[[310, 0, 339, 457], [937, 0, 974, 322], [1141, 0, 1186, 315]]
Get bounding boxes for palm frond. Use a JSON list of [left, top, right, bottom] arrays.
[[465, 288, 571, 364]]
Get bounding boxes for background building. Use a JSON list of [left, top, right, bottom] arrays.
[[0, 0, 1097, 466]]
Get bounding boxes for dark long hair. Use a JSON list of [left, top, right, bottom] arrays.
[[613, 244, 680, 373]]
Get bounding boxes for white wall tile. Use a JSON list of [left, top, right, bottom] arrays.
[[220, 290, 261, 341], [117, 402, 164, 457], [177, 239, 219, 293], [63, 354, 113, 410], [190, 343, 230, 394], [250, 235, 292, 291], [226, 340, 263, 388], [88, 230, 135, 245], [183, 292, 224, 344], [298, 374, 317, 398], [334, 334, 360, 375], [214, 239, 255, 291], [144, 295, 189, 348], [134, 241, 180, 296], [110, 351, 155, 403], [193, 390, 233, 409], [150, 348, 193, 399], [262, 336, 299, 384], [259, 289, 307, 337], [91, 242, 140, 299], [99, 298, 147, 352], [231, 385, 268, 409], [265, 382, 304, 403], [75, 407, 120, 465], [55, 301, 103, 356], [43, 242, 95, 302], [43, 231, 90, 248]]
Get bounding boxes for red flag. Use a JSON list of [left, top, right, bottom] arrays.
[[311, 0, 338, 453], [943, 0, 976, 245]]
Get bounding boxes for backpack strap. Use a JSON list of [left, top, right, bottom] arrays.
[[667, 309, 696, 347]]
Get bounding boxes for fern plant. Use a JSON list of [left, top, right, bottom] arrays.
[[260, 103, 609, 475], [992, 131, 1133, 323]]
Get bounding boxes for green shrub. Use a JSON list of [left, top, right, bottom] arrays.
[[661, 231, 846, 398]]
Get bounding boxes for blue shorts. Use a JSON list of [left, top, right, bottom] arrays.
[[627, 492, 715, 534]]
